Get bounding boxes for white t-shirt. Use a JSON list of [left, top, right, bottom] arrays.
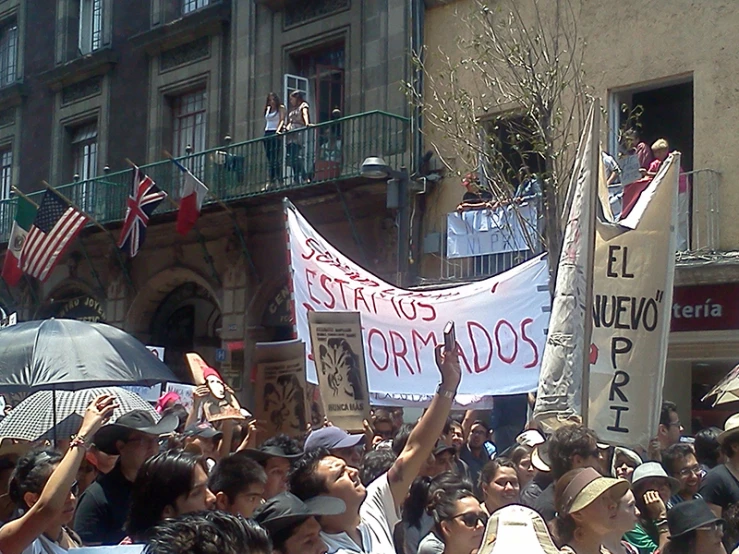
[[321, 473, 399, 554], [22, 536, 68, 554]]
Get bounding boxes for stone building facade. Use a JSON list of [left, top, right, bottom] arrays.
[[0, 0, 417, 404]]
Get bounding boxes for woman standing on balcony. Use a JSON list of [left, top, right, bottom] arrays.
[[264, 92, 286, 187], [286, 90, 311, 185]]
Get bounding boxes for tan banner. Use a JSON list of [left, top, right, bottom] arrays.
[[254, 340, 310, 438], [588, 153, 679, 448], [308, 311, 370, 431]]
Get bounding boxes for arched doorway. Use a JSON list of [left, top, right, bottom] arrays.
[[36, 283, 106, 322], [149, 282, 222, 380]]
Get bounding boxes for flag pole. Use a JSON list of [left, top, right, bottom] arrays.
[[40, 181, 137, 292], [580, 99, 601, 427], [10, 186, 40, 209]]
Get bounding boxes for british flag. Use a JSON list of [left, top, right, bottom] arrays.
[[118, 166, 167, 257]]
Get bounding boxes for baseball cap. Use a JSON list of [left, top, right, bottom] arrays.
[[304, 427, 364, 452], [434, 441, 456, 456], [182, 422, 223, 441], [253, 492, 346, 535]]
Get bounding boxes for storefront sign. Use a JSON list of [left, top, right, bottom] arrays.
[[55, 296, 105, 322], [263, 284, 293, 326], [671, 284, 739, 332]]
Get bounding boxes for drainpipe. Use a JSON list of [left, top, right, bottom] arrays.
[[407, 0, 425, 285]]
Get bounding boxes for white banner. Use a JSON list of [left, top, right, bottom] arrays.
[[446, 202, 538, 258], [588, 153, 679, 448], [286, 200, 551, 399]]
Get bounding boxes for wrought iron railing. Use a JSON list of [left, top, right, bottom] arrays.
[[0, 110, 409, 242], [680, 169, 720, 252]]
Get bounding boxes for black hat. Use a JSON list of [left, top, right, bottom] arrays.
[[667, 499, 724, 539], [182, 422, 223, 441], [242, 445, 303, 463], [93, 409, 178, 455], [252, 492, 346, 535]]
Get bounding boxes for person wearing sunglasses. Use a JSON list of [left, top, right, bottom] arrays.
[[552, 467, 630, 554], [0, 394, 118, 554], [429, 487, 486, 554], [663, 499, 727, 554]]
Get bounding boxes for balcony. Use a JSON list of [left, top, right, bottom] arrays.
[[0, 110, 408, 242]]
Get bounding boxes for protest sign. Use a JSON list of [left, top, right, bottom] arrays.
[[185, 353, 246, 422], [446, 202, 538, 258], [285, 199, 551, 401], [588, 153, 679, 448], [618, 154, 642, 186], [309, 311, 370, 431], [121, 384, 162, 403], [255, 340, 310, 438], [164, 383, 196, 412], [146, 345, 165, 361]]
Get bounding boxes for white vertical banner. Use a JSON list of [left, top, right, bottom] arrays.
[[588, 153, 679, 448], [533, 102, 599, 430]]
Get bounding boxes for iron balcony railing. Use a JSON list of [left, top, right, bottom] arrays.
[[0, 110, 409, 242]]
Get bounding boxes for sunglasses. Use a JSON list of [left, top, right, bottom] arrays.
[[449, 511, 488, 528]]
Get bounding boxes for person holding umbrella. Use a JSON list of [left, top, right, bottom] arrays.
[[0, 394, 117, 554]]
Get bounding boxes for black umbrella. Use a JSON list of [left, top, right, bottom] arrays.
[[0, 319, 180, 392]]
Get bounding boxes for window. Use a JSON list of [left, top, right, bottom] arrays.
[[72, 123, 98, 181], [78, 0, 103, 55], [0, 147, 11, 201], [0, 22, 17, 86], [182, 0, 209, 15], [172, 90, 206, 178]]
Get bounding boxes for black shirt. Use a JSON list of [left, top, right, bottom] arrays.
[[699, 464, 739, 510], [520, 471, 553, 509], [73, 462, 133, 545], [533, 481, 557, 522]]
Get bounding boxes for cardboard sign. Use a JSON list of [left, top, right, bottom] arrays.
[[309, 311, 370, 431], [254, 340, 310, 438], [618, 153, 642, 185], [185, 353, 246, 422], [164, 383, 196, 412]]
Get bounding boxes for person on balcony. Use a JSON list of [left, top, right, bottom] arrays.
[[264, 92, 286, 187], [286, 91, 311, 185], [647, 138, 690, 250], [457, 172, 493, 211]]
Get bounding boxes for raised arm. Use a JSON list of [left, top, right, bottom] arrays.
[[0, 394, 117, 554], [387, 344, 461, 508]]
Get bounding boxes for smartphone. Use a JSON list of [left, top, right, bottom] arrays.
[[443, 321, 456, 352]]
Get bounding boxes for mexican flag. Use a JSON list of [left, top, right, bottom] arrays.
[[1, 196, 37, 286]]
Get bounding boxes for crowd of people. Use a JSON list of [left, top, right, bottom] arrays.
[[0, 347, 737, 554]]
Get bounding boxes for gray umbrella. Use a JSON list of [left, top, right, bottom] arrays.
[[0, 387, 160, 442], [0, 319, 180, 392]]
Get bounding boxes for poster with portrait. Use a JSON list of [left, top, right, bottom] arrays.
[[308, 311, 370, 431], [254, 340, 310, 439], [185, 353, 246, 422]]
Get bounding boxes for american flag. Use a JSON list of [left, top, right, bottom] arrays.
[[118, 166, 167, 257], [20, 192, 88, 281]]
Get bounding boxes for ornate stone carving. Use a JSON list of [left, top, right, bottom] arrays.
[[160, 37, 210, 72], [61, 77, 103, 105], [0, 107, 15, 127], [284, 0, 349, 28]]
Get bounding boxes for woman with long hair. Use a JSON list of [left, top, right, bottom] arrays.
[[479, 459, 520, 514], [428, 486, 486, 554], [125, 449, 215, 543], [552, 467, 630, 554], [263, 92, 286, 186], [0, 394, 117, 554], [663, 499, 727, 554], [507, 444, 535, 489], [285, 90, 311, 184]]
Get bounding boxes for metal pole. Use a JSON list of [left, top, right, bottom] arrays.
[[396, 170, 411, 287]]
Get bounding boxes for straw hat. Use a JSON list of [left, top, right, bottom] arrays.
[[631, 462, 681, 494], [560, 467, 630, 515], [718, 413, 739, 444], [477, 504, 560, 554]]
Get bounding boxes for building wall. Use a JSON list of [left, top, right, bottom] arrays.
[[422, 0, 739, 271]]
